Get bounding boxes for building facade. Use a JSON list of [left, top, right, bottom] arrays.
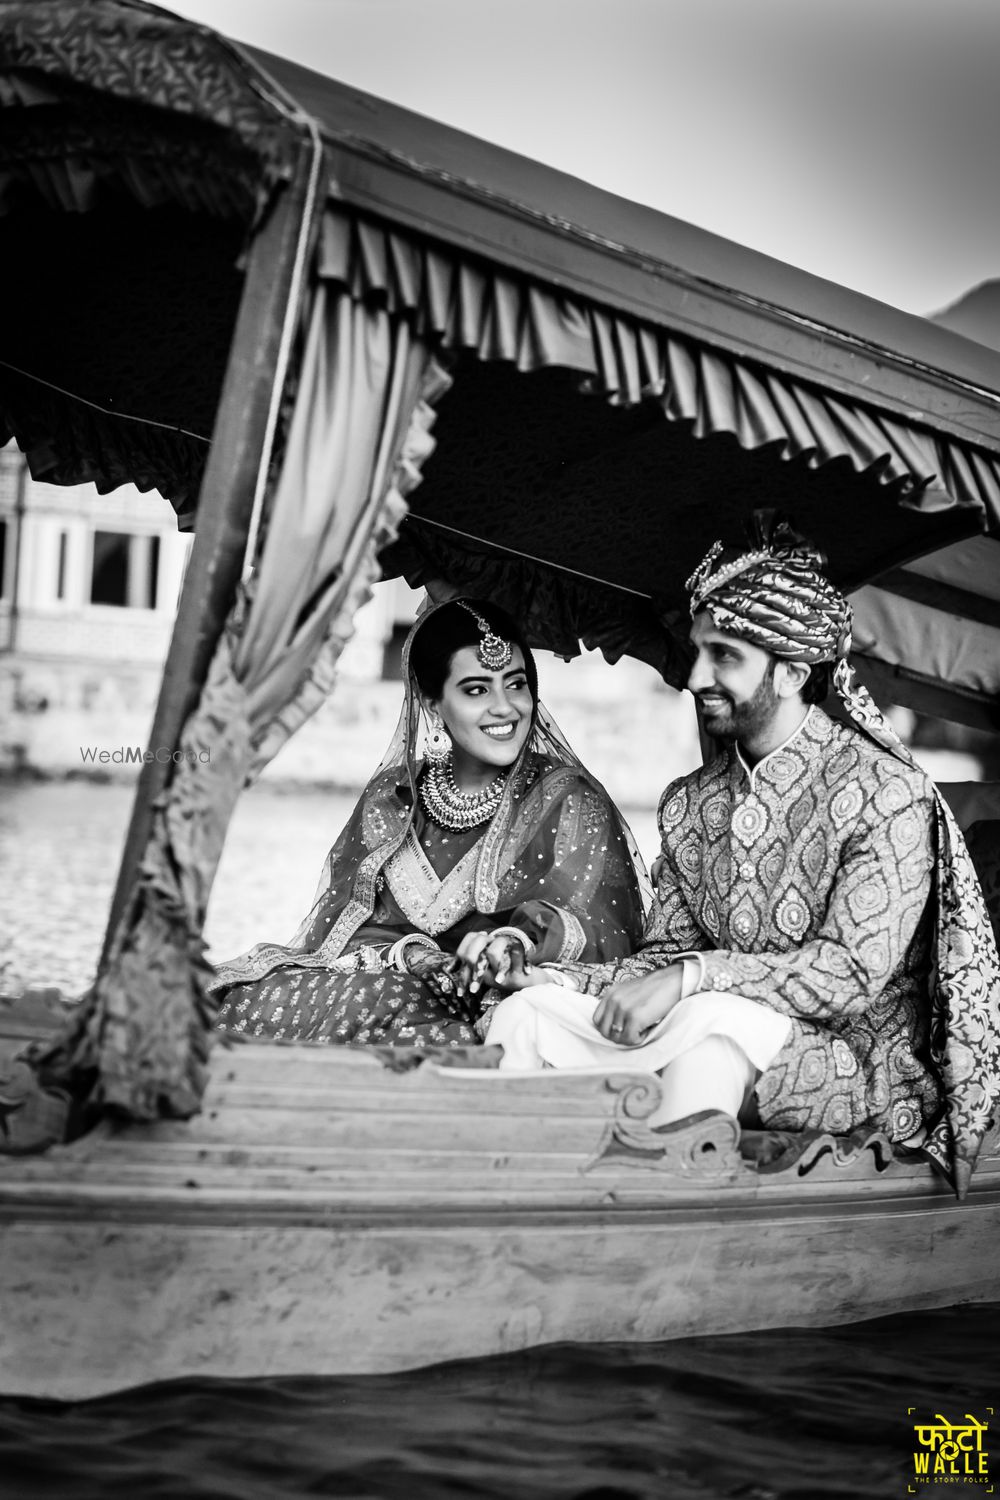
[[0, 443, 188, 667], [0, 443, 427, 778]]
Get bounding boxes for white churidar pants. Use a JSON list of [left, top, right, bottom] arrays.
[[484, 985, 792, 1127]]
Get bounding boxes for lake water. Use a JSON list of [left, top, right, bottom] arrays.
[[0, 778, 365, 996], [1, 1306, 997, 1498], [1, 778, 997, 1498]]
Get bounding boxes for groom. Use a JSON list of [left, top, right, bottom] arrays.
[[466, 517, 1000, 1195]]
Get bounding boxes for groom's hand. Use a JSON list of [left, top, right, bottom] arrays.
[[592, 965, 684, 1046]]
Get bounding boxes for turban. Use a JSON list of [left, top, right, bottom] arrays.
[[686, 536, 853, 668]]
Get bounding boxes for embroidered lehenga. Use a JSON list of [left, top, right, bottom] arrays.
[[211, 609, 646, 1046]]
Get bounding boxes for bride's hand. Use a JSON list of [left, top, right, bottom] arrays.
[[456, 932, 550, 992], [404, 948, 476, 1015]]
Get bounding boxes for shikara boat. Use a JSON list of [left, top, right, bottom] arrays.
[[1, 0, 998, 1401]]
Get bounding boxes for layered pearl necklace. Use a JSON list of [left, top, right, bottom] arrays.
[[420, 756, 507, 831]]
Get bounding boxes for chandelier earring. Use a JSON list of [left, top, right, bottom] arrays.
[[425, 712, 452, 766]]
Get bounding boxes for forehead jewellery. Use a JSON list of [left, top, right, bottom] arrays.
[[457, 601, 513, 672]]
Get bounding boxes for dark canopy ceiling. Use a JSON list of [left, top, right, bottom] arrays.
[[0, 193, 241, 508], [382, 357, 973, 679]]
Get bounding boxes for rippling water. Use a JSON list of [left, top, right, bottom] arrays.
[[2, 1307, 997, 1499], [0, 779, 362, 996]]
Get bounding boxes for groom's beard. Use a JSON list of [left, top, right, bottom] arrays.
[[695, 666, 780, 743]]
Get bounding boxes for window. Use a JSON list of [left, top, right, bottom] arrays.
[[145, 535, 160, 610], [90, 530, 159, 609], [56, 529, 68, 601], [90, 531, 128, 605]]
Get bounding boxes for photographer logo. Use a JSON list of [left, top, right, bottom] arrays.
[[909, 1409, 993, 1493]]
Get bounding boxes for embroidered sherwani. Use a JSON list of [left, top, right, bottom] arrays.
[[568, 709, 942, 1141]]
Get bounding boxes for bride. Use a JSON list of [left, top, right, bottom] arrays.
[[212, 597, 647, 1046]]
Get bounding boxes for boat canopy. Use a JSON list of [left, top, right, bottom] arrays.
[[1, 0, 997, 1127], [2, 1, 999, 713]]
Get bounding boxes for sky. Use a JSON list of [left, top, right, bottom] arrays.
[[163, 0, 1000, 318]]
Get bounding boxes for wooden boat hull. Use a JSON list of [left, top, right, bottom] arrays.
[[2, 1044, 998, 1400]]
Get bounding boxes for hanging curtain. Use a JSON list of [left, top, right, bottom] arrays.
[[233, 284, 451, 771], [161, 288, 445, 933], [245, 353, 451, 776], [36, 285, 443, 1120]]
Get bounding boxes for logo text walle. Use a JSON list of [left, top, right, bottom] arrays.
[[908, 1408, 993, 1493]]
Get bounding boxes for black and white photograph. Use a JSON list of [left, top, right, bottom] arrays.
[[1, 1, 998, 1495]]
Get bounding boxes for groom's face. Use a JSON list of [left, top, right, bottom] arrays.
[[687, 612, 780, 743]]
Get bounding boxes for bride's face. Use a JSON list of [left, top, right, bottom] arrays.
[[431, 645, 534, 775]]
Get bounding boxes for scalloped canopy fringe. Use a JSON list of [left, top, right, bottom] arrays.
[[320, 208, 1000, 533]]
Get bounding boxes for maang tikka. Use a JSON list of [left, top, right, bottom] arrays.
[[457, 600, 513, 671]]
